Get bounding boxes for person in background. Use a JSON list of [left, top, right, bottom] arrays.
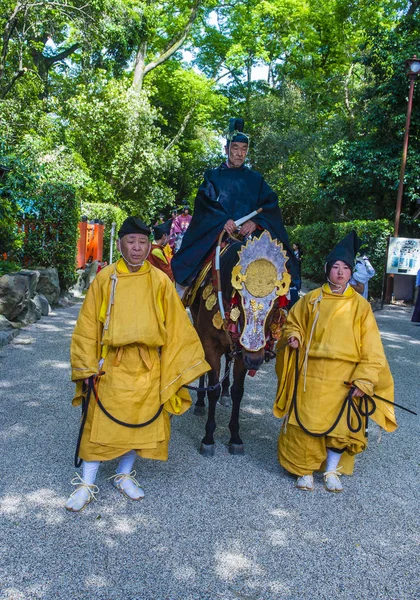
[[148, 221, 174, 282], [171, 206, 192, 253], [168, 208, 178, 251], [350, 253, 376, 299], [411, 268, 420, 325], [293, 243, 303, 291]]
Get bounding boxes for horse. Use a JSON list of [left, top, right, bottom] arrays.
[[187, 230, 291, 456]]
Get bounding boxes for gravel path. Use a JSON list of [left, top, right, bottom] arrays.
[[0, 303, 418, 600]]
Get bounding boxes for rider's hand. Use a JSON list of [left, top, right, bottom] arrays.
[[240, 220, 257, 237], [224, 219, 237, 235], [288, 336, 299, 349], [351, 386, 364, 397]]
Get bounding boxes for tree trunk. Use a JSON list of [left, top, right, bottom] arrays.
[[133, 41, 147, 92]]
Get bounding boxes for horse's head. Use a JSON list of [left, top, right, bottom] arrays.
[[228, 231, 291, 372]]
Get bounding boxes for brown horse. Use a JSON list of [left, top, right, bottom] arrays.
[[188, 232, 290, 456]]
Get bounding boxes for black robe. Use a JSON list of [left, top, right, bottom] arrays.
[[172, 163, 298, 286]]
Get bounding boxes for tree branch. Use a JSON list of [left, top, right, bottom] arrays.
[[1, 2, 23, 81], [143, 0, 202, 77], [44, 42, 81, 67], [164, 101, 198, 152], [0, 67, 27, 98]]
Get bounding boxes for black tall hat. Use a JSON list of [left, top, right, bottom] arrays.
[[325, 230, 361, 270], [118, 217, 151, 239], [226, 117, 249, 144], [153, 219, 171, 239]]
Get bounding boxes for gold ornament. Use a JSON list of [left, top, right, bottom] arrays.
[[202, 284, 214, 300], [231, 265, 245, 290], [244, 259, 278, 298], [275, 272, 292, 296], [212, 311, 224, 329], [230, 306, 241, 322], [205, 293, 217, 311]]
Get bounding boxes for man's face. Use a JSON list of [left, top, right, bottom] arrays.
[[225, 142, 248, 168], [182, 208, 189, 216], [117, 233, 150, 267]]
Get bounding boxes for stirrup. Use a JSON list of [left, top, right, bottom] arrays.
[[108, 470, 144, 500], [65, 473, 99, 512], [323, 467, 343, 493]]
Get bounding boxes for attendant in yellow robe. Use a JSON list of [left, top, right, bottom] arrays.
[[147, 221, 174, 282], [273, 231, 397, 493], [66, 217, 209, 512]]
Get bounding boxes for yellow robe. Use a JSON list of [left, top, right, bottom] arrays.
[[273, 284, 397, 476], [71, 259, 210, 461]]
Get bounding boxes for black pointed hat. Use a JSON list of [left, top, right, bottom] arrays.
[[153, 219, 171, 240], [325, 230, 361, 270], [118, 217, 151, 239], [226, 117, 249, 144]]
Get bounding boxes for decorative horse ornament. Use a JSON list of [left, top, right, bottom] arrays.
[[189, 229, 291, 456]]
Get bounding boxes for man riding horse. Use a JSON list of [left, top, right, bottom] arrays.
[[172, 118, 298, 456], [171, 118, 298, 292]]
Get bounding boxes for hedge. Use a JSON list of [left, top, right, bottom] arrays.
[[81, 202, 128, 261], [288, 219, 393, 297]]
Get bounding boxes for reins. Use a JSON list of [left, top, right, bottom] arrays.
[[289, 348, 416, 440], [291, 348, 376, 438], [183, 369, 231, 393]]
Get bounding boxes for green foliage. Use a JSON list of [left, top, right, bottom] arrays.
[[21, 182, 79, 290], [0, 259, 21, 276], [288, 219, 393, 297], [0, 192, 23, 259], [1, 0, 419, 284], [81, 201, 128, 260]]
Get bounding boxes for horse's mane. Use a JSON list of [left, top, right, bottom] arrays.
[[220, 240, 244, 303]]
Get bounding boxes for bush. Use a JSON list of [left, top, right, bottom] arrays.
[[0, 189, 24, 261], [0, 259, 21, 276], [21, 182, 79, 290], [81, 202, 128, 261], [288, 219, 393, 297]]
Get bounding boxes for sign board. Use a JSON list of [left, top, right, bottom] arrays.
[[386, 237, 420, 275]]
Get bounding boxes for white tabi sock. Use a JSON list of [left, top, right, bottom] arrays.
[[116, 450, 137, 475], [325, 449, 342, 472], [65, 461, 101, 512], [112, 450, 144, 500], [82, 460, 101, 484]]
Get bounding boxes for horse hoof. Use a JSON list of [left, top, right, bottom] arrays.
[[229, 443, 244, 455], [200, 443, 215, 457], [218, 395, 231, 408], [193, 405, 206, 416]]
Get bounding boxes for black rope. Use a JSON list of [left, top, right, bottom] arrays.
[[344, 381, 417, 416], [74, 380, 91, 468], [291, 348, 376, 438], [74, 375, 164, 467]]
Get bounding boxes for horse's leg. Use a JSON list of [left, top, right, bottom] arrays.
[[228, 358, 247, 455], [200, 363, 222, 457], [219, 352, 232, 407], [193, 374, 207, 416]]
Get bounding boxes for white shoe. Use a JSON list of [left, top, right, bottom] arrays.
[[323, 469, 343, 493], [296, 474, 314, 491], [65, 473, 99, 512], [110, 471, 145, 500]]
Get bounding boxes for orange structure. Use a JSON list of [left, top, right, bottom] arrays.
[[76, 218, 104, 268]]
